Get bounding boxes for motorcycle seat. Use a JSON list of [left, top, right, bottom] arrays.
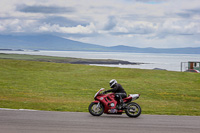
[[123, 96, 132, 100]]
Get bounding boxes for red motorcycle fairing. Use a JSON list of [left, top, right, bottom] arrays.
[[95, 93, 123, 114]]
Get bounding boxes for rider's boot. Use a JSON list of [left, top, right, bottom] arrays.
[[121, 101, 126, 109], [117, 99, 126, 109]]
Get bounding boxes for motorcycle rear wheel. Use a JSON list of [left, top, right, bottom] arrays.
[[88, 102, 104, 116], [125, 102, 141, 118]]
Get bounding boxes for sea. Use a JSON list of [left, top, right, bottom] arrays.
[[1, 50, 200, 72]]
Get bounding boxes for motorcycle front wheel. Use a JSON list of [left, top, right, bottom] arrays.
[[88, 102, 104, 116], [125, 102, 141, 118]]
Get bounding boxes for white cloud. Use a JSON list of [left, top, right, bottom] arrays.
[[113, 21, 157, 35], [0, 18, 37, 33], [39, 23, 96, 34], [157, 20, 200, 38]]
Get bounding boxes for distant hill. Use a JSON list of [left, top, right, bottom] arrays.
[[0, 34, 200, 54], [0, 34, 105, 51], [110, 45, 200, 54]]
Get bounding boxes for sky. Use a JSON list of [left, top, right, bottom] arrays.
[[0, 0, 200, 48]]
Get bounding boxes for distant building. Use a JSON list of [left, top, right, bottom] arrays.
[[181, 61, 200, 72], [188, 61, 200, 71]]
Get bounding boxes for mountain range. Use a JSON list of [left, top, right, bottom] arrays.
[[0, 34, 200, 54]]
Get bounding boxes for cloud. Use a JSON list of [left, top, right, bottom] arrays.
[[176, 7, 200, 18], [39, 16, 89, 27], [38, 23, 96, 34], [0, 18, 37, 33], [106, 20, 157, 37], [123, 0, 165, 4], [0, 0, 200, 48], [17, 5, 75, 14], [104, 16, 117, 30], [187, 8, 200, 14], [157, 20, 200, 38]]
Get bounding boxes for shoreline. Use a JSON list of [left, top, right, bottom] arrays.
[[0, 53, 142, 65]]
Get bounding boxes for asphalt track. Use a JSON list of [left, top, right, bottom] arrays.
[[0, 109, 199, 133]]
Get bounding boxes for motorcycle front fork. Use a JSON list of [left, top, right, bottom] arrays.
[[96, 102, 101, 108]]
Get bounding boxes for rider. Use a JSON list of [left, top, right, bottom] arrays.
[[103, 79, 127, 109]]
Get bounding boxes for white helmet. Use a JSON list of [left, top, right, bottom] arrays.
[[109, 79, 117, 88]]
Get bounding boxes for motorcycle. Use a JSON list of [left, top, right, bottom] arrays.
[[88, 88, 141, 117]]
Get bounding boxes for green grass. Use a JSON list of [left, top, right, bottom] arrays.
[[0, 58, 200, 116]]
